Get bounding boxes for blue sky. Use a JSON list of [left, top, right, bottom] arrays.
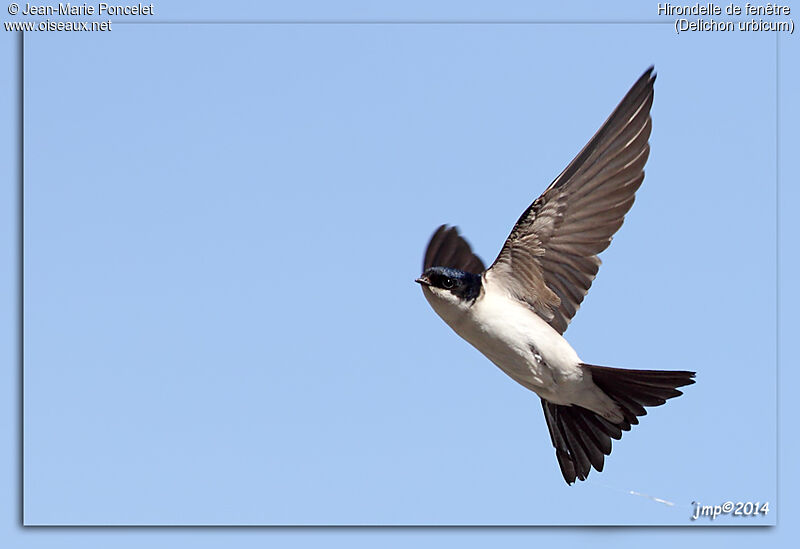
[[2, 0, 798, 546]]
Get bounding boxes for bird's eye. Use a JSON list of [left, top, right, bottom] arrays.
[[442, 277, 455, 289]]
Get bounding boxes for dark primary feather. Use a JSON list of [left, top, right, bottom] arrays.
[[422, 225, 485, 275], [487, 67, 656, 334], [542, 364, 695, 484]]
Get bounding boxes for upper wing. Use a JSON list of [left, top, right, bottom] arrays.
[[422, 225, 485, 274], [486, 67, 656, 334]]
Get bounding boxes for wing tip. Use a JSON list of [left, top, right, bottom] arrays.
[[422, 224, 486, 274], [642, 65, 656, 85]]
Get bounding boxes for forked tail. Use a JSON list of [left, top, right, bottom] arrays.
[[541, 364, 695, 485]]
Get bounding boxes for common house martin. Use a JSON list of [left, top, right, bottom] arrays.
[[416, 67, 695, 484]]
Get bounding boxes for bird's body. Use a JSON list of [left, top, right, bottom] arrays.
[[416, 67, 695, 484], [421, 270, 623, 421]]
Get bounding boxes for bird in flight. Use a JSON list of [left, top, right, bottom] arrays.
[[415, 67, 695, 485]]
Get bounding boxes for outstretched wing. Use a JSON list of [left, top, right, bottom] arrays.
[[422, 225, 485, 274], [485, 67, 656, 334]]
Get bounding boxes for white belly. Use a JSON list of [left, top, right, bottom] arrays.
[[423, 282, 586, 404]]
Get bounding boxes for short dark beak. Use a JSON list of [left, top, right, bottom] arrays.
[[415, 276, 430, 286]]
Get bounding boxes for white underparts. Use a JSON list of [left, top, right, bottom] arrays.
[[422, 279, 624, 422]]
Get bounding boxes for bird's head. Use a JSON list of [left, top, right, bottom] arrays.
[[415, 266, 482, 305]]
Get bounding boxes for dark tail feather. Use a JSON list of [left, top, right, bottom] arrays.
[[542, 365, 695, 485]]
